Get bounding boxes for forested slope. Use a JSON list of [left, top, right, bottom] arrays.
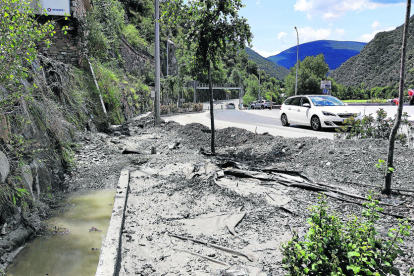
[[245, 47, 289, 80], [331, 16, 414, 89]]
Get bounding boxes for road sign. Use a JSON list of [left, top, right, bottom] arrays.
[[321, 80, 331, 90], [31, 0, 71, 16]]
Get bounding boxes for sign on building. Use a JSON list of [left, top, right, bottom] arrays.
[[31, 0, 71, 16]]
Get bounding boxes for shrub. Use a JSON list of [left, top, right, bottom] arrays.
[[122, 24, 148, 50], [169, 104, 178, 114], [86, 0, 125, 62], [336, 108, 413, 145], [282, 194, 411, 276], [160, 105, 169, 115], [367, 98, 387, 104]]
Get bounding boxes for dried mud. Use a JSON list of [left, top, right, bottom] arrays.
[[67, 114, 414, 275]]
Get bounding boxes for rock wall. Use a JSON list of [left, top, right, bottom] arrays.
[[36, 0, 88, 67], [120, 38, 155, 75], [39, 20, 82, 66]]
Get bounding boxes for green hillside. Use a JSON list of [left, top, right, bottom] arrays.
[[245, 47, 289, 80], [331, 16, 414, 89]]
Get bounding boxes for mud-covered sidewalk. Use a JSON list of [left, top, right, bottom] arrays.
[[81, 114, 413, 276]]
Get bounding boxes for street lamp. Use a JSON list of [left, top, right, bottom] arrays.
[[258, 69, 261, 101], [294, 26, 299, 96]]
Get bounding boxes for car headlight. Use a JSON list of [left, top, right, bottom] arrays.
[[322, 111, 336, 116]]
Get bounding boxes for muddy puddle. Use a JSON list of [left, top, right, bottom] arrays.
[[6, 189, 116, 276]]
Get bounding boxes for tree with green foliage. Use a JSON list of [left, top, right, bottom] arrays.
[[168, 0, 252, 153], [243, 74, 259, 105], [284, 54, 329, 96], [0, 0, 55, 112]]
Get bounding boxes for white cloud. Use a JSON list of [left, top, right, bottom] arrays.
[[360, 27, 396, 42], [323, 12, 344, 19], [371, 21, 380, 29], [278, 32, 288, 39], [293, 0, 396, 20], [294, 0, 313, 12], [256, 0, 260, 4], [296, 26, 332, 43], [335, 28, 346, 36], [254, 49, 281, 58]]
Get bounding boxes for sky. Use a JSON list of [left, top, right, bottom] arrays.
[[238, 0, 411, 58]]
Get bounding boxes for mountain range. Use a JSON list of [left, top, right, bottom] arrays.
[[245, 40, 367, 81], [267, 40, 367, 71]]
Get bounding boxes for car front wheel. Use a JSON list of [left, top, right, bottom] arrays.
[[281, 114, 290, 126], [311, 116, 321, 131]]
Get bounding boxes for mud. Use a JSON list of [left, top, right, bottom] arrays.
[[5, 112, 414, 275]]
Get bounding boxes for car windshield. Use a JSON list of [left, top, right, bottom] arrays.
[[309, 96, 345, 106]]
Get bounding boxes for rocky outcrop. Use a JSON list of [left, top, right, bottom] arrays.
[[120, 37, 155, 76], [0, 151, 10, 183], [20, 165, 35, 200]]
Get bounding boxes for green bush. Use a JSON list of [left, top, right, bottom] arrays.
[[366, 98, 386, 104], [122, 24, 148, 50], [169, 103, 178, 113], [282, 194, 411, 276], [86, 0, 125, 62], [336, 108, 413, 145], [160, 105, 169, 115]]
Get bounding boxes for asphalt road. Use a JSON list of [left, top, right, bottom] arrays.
[[164, 108, 337, 139], [165, 102, 414, 140], [214, 109, 281, 126]]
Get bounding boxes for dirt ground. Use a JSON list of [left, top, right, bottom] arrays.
[[68, 113, 414, 275]]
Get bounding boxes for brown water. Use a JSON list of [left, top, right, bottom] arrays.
[[6, 189, 116, 276]]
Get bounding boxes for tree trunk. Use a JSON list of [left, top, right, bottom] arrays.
[[208, 61, 215, 154], [385, 0, 411, 194]]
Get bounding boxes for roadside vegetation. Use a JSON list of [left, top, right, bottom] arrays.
[[282, 195, 411, 276]]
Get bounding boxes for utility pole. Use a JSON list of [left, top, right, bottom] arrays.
[[295, 26, 299, 96], [193, 81, 196, 102], [154, 0, 161, 125], [258, 69, 261, 101]]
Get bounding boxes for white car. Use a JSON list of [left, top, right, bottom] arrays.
[[279, 95, 362, 131]]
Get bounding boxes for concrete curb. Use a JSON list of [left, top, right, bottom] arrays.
[[95, 169, 130, 276]]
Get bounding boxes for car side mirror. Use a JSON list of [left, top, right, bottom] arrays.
[[303, 103, 310, 108], [344, 103, 349, 106]]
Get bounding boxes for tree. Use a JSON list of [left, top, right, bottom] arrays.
[[284, 54, 329, 96], [243, 74, 259, 105], [384, 0, 411, 194], [169, 0, 252, 153], [0, 0, 55, 114]]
